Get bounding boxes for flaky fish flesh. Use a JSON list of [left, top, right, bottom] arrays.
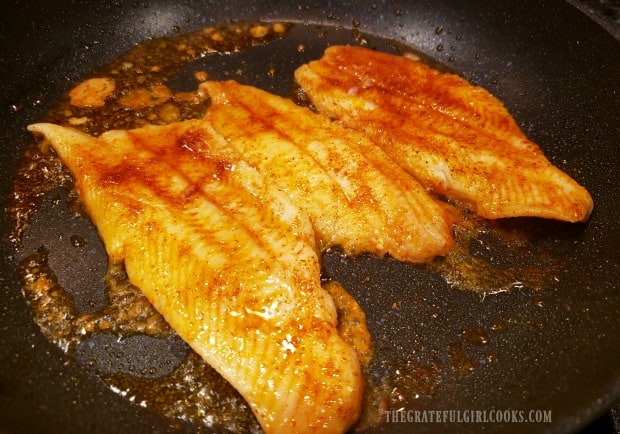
[[201, 80, 454, 262], [28, 121, 362, 434], [295, 45, 593, 222]]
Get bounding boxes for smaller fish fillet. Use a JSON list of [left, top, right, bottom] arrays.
[[28, 120, 362, 434], [295, 45, 593, 222], [201, 80, 454, 263]]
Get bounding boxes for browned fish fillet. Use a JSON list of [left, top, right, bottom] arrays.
[[28, 121, 362, 434], [295, 45, 593, 222], [201, 80, 454, 263]]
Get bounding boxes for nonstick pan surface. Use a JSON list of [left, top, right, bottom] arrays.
[[1, 1, 619, 433]]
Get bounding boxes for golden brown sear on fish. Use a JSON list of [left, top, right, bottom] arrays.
[[295, 45, 593, 222], [201, 80, 454, 263], [28, 121, 363, 434]]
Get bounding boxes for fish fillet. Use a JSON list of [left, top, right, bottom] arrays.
[[28, 121, 362, 434], [295, 45, 593, 222], [201, 80, 454, 262]]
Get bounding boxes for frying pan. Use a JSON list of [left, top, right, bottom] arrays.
[[1, 0, 618, 433]]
